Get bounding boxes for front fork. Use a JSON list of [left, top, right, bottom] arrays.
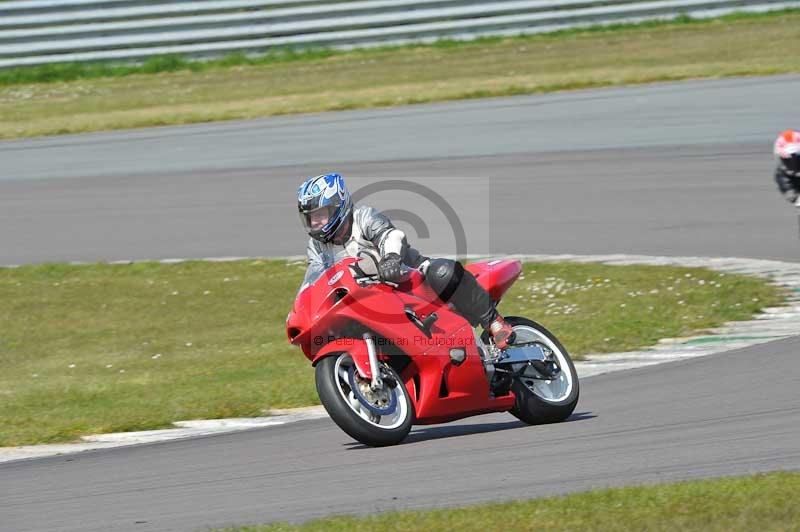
[[363, 333, 383, 390]]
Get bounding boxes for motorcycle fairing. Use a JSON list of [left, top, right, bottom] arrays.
[[397, 320, 516, 424], [310, 338, 374, 379], [287, 257, 519, 424], [465, 259, 522, 302]]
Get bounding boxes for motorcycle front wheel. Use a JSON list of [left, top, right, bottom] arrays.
[[315, 353, 413, 447]]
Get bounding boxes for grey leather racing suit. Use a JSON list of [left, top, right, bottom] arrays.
[[302, 205, 425, 288], [302, 205, 498, 327]]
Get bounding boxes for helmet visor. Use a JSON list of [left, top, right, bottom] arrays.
[[299, 205, 337, 233]]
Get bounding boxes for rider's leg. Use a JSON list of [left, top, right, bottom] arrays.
[[424, 258, 515, 348]]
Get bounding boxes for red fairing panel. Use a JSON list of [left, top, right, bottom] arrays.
[[285, 257, 519, 425], [311, 338, 373, 379], [399, 322, 516, 424], [465, 259, 523, 302]]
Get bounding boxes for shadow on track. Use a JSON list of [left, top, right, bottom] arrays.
[[343, 411, 596, 449]]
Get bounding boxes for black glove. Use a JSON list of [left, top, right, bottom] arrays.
[[378, 253, 403, 283], [785, 190, 799, 204]]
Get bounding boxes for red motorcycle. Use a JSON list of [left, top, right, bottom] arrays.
[[286, 253, 579, 446]]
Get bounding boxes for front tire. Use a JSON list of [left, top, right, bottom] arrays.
[[315, 353, 413, 446], [486, 317, 579, 424]]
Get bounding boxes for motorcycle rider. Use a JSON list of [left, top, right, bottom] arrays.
[[297, 173, 516, 349], [774, 129, 800, 204]]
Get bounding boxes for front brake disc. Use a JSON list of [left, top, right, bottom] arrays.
[[347, 366, 398, 416]]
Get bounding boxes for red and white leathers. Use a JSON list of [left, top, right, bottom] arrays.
[[774, 130, 800, 203]]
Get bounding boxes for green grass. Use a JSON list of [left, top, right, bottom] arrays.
[[220, 472, 800, 531], [0, 48, 338, 86], [0, 260, 783, 446], [1, 10, 799, 139]]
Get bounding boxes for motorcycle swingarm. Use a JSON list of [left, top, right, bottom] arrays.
[[494, 342, 561, 379], [494, 342, 549, 365]]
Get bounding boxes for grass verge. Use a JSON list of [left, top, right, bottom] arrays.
[[0, 259, 783, 446], [219, 472, 800, 531], [0, 11, 798, 139]]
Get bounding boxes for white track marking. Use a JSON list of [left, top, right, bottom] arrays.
[[2, 254, 798, 463], [0, 408, 328, 463]]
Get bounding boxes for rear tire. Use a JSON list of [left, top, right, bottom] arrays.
[[315, 353, 413, 446], [485, 317, 579, 424]]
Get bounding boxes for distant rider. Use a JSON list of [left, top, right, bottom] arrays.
[[774, 129, 800, 204], [296, 173, 516, 349]]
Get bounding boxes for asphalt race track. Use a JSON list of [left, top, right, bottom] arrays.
[[2, 75, 800, 264], [3, 337, 799, 532], [1, 76, 799, 531]]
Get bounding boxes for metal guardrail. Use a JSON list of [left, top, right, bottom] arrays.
[[0, 0, 797, 68]]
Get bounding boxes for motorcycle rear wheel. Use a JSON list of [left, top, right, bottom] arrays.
[[486, 317, 579, 424], [315, 353, 413, 447]]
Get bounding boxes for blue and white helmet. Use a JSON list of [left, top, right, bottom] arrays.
[[297, 173, 353, 243]]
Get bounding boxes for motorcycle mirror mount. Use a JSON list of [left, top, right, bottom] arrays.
[[354, 250, 380, 277]]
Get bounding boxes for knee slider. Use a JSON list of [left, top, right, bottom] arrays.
[[427, 258, 464, 302]]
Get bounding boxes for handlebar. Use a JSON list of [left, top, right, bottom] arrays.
[[352, 265, 421, 287], [350, 254, 425, 286]]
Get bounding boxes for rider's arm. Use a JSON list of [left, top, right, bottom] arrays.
[[381, 229, 407, 257], [358, 206, 409, 259]]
